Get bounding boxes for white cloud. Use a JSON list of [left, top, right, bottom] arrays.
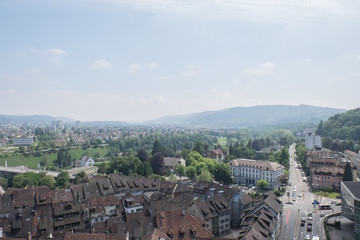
[[25, 68, 41, 75], [139, 95, 165, 104], [48, 48, 67, 56], [147, 62, 159, 70], [129, 63, 141, 75], [89, 59, 113, 70], [243, 62, 276, 77], [181, 64, 201, 77], [89, 0, 360, 23], [303, 58, 311, 62]]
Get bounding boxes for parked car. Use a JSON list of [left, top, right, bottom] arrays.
[[320, 212, 325, 217], [305, 235, 310, 240], [308, 220, 313, 225], [298, 193, 302, 198], [307, 225, 312, 231]]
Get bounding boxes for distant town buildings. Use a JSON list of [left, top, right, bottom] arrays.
[[305, 133, 322, 150], [229, 159, 285, 189], [12, 136, 37, 146]]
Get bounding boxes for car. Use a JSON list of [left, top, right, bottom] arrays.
[[301, 217, 306, 226], [308, 216, 313, 221], [307, 225, 312, 231], [320, 212, 325, 217], [305, 235, 310, 240], [298, 193, 302, 197], [293, 196, 296, 201], [308, 220, 313, 225], [335, 202, 342, 206], [308, 212, 313, 217]]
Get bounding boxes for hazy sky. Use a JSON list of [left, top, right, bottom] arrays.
[[1, 0, 360, 122]]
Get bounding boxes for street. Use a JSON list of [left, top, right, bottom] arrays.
[[279, 144, 341, 240]]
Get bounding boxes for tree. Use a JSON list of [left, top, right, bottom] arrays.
[[186, 166, 196, 180], [174, 164, 186, 180], [152, 140, 163, 155], [213, 163, 232, 184], [136, 161, 153, 176], [0, 177, 7, 189], [193, 141, 205, 155], [196, 169, 212, 182], [137, 149, 149, 162], [150, 152, 165, 175], [278, 174, 289, 186], [97, 162, 109, 174], [56, 171, 70, 189], [343, 161, 353, 181], [41, 154, 49, 167], [75, 171, 90, 184], [256, 179, 270, 190]]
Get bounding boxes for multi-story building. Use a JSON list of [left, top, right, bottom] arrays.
[[12, 136, 37, 146], [229, 159, 285, 189], [305, 133, 322, 150], [188, 195, 231, 237], [341, 181, 360, 240], [307, 150, 357, 190]]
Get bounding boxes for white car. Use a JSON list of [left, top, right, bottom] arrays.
[[305, 235, 310, 240], [298, 193, 302, 197]]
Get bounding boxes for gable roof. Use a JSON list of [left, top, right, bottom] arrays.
[[156, 209, 214, 240]]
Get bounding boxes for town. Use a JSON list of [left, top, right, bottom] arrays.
[[0, 110, 360, 240]]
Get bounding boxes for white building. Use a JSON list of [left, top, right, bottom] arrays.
[[80, 155, 95, 167], [305, 133, 322, 150], [12, 136, 37, 146], [229, 158, 285, 189]]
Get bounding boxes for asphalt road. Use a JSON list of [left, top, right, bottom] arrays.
[[278, 144, 341, 240]]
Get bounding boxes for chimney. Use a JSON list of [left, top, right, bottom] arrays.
[[182, 209, 186, 216]]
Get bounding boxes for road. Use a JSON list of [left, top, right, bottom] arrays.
[[279, 144, 341, 240]]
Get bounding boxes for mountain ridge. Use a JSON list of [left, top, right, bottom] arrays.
[[145, 104, 347, 127]]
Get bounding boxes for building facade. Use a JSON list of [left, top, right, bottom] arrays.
[[229, 159, 285, 190], [305, 133, 322, 150], [12, 136, 37, 146], [341, 181, 360, 240]]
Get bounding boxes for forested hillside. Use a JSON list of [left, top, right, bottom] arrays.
[[316, 108, 360, 141]]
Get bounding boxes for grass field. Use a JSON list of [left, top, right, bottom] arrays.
[[0, 146, 109, 169], [313, 190, 340, 199]]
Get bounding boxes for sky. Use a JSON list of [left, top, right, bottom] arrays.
[[1, 0, 360, 122]]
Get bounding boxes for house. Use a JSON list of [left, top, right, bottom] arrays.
[[230, 191, 253, 227], [80, 155, 95, 167], [90, 195, 119, 228], [163, 157, 185, 171], [225, 192, 282, 240], [188, 196, 231, 236], [207, 149, 224, 163], [155, 209, 214, 240]]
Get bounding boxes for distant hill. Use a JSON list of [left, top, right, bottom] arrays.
[[316, 107, 360, 140], [146, 105, 346, 127], [0, 114, 74, 124]]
